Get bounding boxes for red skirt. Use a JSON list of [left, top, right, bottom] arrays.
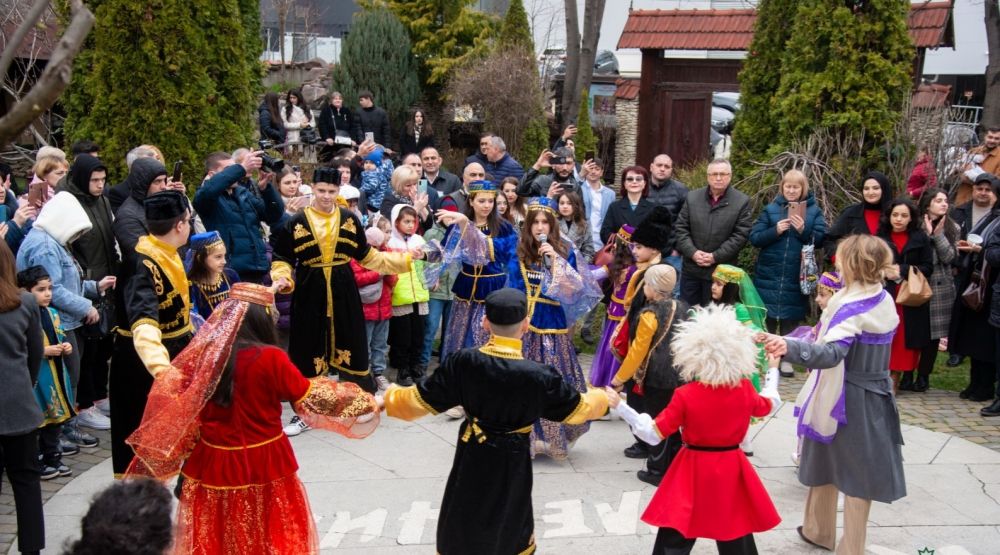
[[889, 303, 919, 372], [174, 472, 318, 555], [641, 448, 780, 541]]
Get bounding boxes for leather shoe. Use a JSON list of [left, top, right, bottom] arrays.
[[898, 373, 914, 391], [623, 443, 648, 459], [981, 399, 1000, 417], [796, 526, 831, 551], [636, 469, 663, 486], [946, 354, 964, 367], [970, 390, 994, 403], [912, 375, 929, 393], [960, 386, 973, 400]]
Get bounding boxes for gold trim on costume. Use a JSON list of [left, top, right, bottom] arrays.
[[478, 335, 524, 360], [201, 433, 284, 450]]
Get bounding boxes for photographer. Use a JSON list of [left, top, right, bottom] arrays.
[[193, 151, 285, 284], [517, 147, 583, 198]]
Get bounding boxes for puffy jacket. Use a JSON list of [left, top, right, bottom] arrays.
[[674, 186, 753, 280], [359, 158, 394, 212], [749, 193, 827, 321], [352, 256, 397, 321], [258, 104, 286, 143], [193, 164, 285, 275], [387, 204, 429, 306], [16, 192, 98, 331], [59, 154, 120, 280], [353, 105, 391, 146], [484, 153, 525, 183], [2, 191, 31, 254]]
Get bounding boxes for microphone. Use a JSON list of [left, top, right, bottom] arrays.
[[537, 233, 552, 269]]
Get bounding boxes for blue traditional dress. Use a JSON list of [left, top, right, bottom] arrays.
[[34, 307, 75, 425]]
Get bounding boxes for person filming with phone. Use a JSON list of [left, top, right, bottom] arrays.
[[518, 147, 583, 198]]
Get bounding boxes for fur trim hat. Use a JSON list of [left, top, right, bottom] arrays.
[[630, 205, 672, 251], [672, 304, 757, 387]]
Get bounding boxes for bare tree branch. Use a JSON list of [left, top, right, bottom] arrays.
[[0, 0, 51, 80], [0, 0, 94, 148]]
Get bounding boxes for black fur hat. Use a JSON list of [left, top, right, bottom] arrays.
[[630, 205, 673, 252]]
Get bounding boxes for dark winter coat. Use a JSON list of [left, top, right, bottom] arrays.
[[950, 211, 1000, 361], [984, 217, 1000, 329], [378, 189, 439, 233], [112, 158, 167, 269], [483, 153, 525, 183], [399, 127, 435, 157], [749, 193, 827, 321], [59, 154, 120, 280], [2, 192, 31, 255], [193, 164, 285, 276], [599, 197, 655, 244], [258, 104, 286, 143], [516, 167, 580, 198], [879, 229, 933, 349], [674, 186, 753, 280], [426, 170, 462, 196], [353, 105, 391, 147], [318, 104, 356, 143]]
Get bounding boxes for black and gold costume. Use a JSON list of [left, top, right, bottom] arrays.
[[109, 234, 192, 476], [270, 206, 411, 392], [384, 335, 607, 555]]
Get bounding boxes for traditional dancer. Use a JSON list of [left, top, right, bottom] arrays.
[[589, 224, 636, 387], [610, 303, 781, 554], [126, 282, 380, 554], [109, 191, 193, 477], [759, 235, 905, 554], [507, 197, 600, 459], [270, 167, 415, 399], [435, 180, 518, 359], [185, 230, 239, 327], [382, 288, 608, 555]]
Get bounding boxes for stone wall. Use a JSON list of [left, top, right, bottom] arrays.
[[614, 97, 639, 190]]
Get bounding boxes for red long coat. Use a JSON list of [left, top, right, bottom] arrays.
[[351, 258, 397, 321], [644, 379, 781, 540]]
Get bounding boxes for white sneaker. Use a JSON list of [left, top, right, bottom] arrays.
[[283, 415, 310, 436], [76, 406, 111, 430], [790, 451, 800, 466], [94, 398, 111, 416], [445, 406, 465, 419], [375, 375, 391, 391]]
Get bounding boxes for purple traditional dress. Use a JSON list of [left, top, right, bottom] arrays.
[[589, 265, 638, 387]]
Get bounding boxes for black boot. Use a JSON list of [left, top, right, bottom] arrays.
[[411, 364, 426, 382], [898, 372, 915, 391], [981, 398, 1000, 417], [623, 442, 648, 459], [946, 353, 964, 367], [912, 373, 929, 393], [396, 366, 414, 387]]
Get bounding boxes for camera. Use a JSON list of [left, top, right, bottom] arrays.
[[257, 139, 285, 173], [299, 127, 318, 144]]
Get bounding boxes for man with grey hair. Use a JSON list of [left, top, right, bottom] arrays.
[[482, 135, 524, 183], [108, 147, 159, 213], [674, 158, 753, 307]]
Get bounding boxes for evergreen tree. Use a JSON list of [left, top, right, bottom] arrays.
[[497, 0, 548, 164], [499, 0, 533, 52], [330, 7, 421, 133], [63, 0, 259, 181], [360, 0, 498, 98], [572, 89, 597, 157], [731, 0, 797, 168], [775, 0, 913, 148]]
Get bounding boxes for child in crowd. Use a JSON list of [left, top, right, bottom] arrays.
[[359, 147, 394, 213], [62, 478, 174, 555], [608, 303, 781, 554], [496, 193, 514, 225], [18, 265, 76, 480], [711, 264, 768, 456], [557, 191, 595, 264], [421, 220, 455, 369], [186, 231, 239, 327], [386, 205, 429, 386], [340, 184, 365, 226], [589, 224, 636, 387], [353, 227, 397, 391]]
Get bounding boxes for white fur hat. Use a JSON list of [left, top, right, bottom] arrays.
[[671, 304, 758, 387]]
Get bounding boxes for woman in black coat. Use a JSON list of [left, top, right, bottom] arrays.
[[258, 92, 286, 144], [600, 165, 655, 244], [824, 171, 894, 257], [878, 198, 933, 392], [317, 92, 356, 152], [398, 108, 435, 158]]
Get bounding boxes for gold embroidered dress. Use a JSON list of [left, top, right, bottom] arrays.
[[270, 206, 411, 392]]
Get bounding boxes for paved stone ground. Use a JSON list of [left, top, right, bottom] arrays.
[[5, 354, 1000, 554]]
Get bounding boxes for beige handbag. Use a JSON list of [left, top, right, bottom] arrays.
[[896, 266, 932, 307]]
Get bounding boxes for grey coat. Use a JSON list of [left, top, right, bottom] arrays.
[[0, 293, 44, 436], [674, 186, 753, 280], [559, 219, 595, 264], [927, 229, 957, 339], [783, 338, 907, 504]]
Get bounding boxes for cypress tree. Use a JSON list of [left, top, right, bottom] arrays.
[[330, 7, 421, 134], [499, 0, 533, 51], [497, 0, 549, 164], [63, 0, 259, 181], [572, 89, 597, 157]]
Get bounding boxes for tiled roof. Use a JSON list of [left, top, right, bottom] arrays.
[[912, 83, 952, 108], [615, 78, 640, 101], [618, 2, 953, 51]]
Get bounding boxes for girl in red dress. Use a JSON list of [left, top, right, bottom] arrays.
[[607, 303, 781, 554], [125, 283, 380, 554]]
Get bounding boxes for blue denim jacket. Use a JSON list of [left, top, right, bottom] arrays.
[[16, 229, 97, 331]]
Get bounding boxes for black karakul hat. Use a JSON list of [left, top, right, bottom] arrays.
[[17, 265, 50, 289], [630, 205, 673, 251], [485, 288, 528, 325], [144, 190, 188, 221], [313, 166, 341, 185]]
